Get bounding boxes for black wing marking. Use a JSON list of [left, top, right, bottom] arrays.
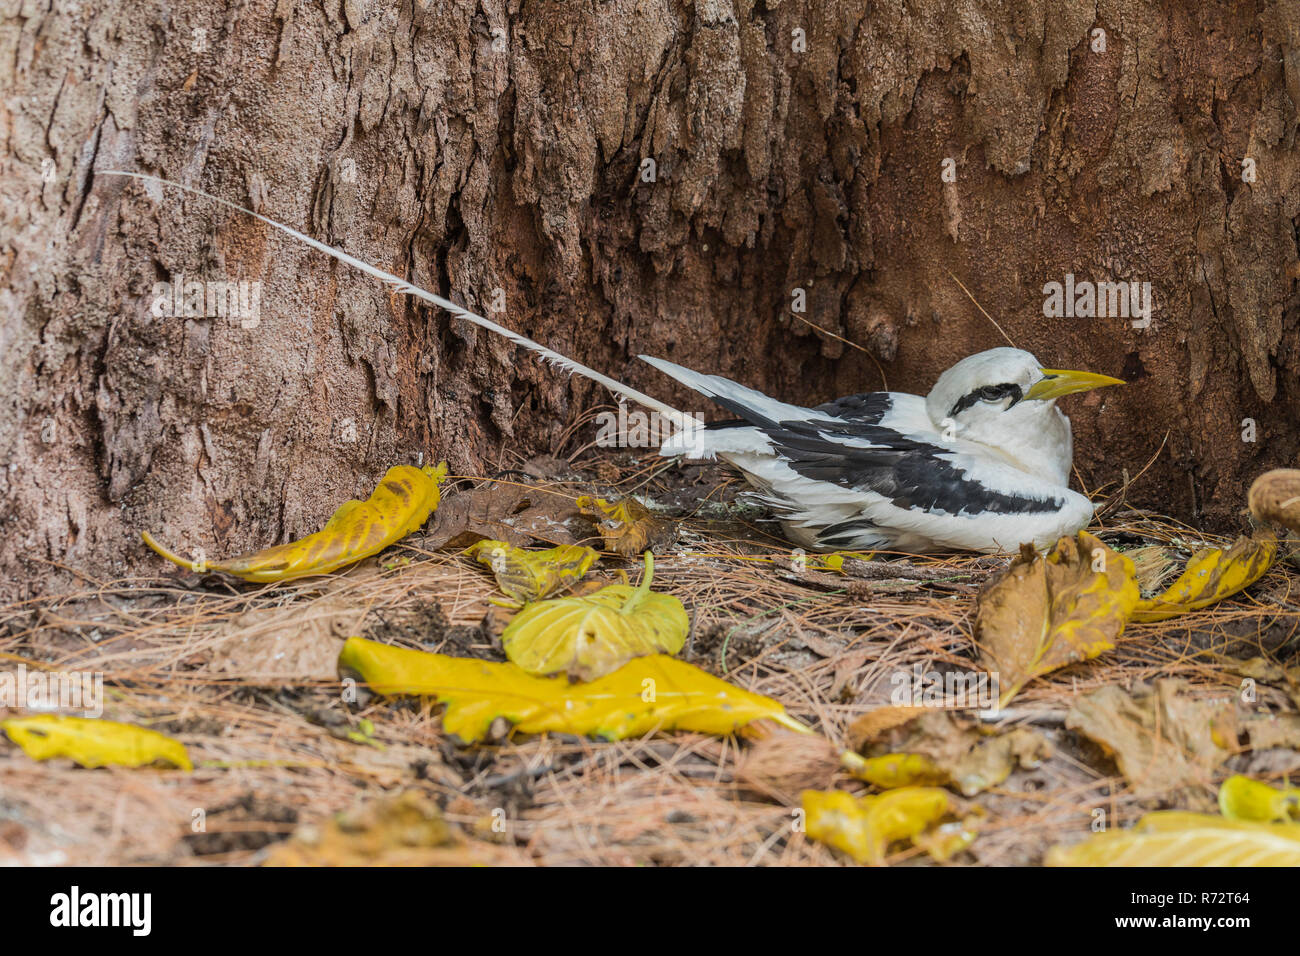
[[766, 418, 1064, 516], [812, 392, 893, 423], [690, 382, 1062, 516]]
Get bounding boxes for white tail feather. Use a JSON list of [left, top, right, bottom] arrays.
[[98, 170, 691, 427]]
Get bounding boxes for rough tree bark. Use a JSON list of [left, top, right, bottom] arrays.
[[3, 0, 1299, 600]]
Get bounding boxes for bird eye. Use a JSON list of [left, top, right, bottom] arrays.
[[978, 386, 1004, 401]]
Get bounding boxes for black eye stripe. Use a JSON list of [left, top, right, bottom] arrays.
[[949, 382, 1024, 417]]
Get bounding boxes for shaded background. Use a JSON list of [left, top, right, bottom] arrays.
[[3, 0, 1299, 598]]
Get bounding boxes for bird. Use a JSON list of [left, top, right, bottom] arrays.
[[641, 348, 1123, 553], [101, 173, 1122, 554]]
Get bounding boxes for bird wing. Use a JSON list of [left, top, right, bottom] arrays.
[[642, 356, 1092, 551]]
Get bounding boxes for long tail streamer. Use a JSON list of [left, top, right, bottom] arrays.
[[98, 170, 691, 427]]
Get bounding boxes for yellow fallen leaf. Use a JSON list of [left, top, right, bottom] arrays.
[[843, 752, 948, 789], [144, 463, 448, 582], [576, 495, 675, 556], [801, 787, 978, 865], [1219, 774, 1300, 823], [337, 636, 806, 743], [2, 715, 192, 771], [977, 531, 1138, 707], [1045, 811, 1300, 866], [1130, 533, 1277, 622], [500, 552, 688, 680], [465, 540, 599, 604]]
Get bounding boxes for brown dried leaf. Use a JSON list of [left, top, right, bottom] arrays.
[[422, 480, 579, 549], [1065, 680, 1238, 798], [976, 531, 1139, 706], [576, 495, 676, 556], [847, 710, 1051, 796], [264, 791, 529, 866]]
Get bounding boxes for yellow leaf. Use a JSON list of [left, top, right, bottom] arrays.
[[465, 540, 599, 604], [1046, 812, 1300, 866], [1219, 774, 1300, 823], [2, 715, 192, 771], [143, 463, 448, 583], [976, 531, 1138, 707], [1131, 533, 1277, 622], [801, 787, 978, 865], [337, 636, 806, 743], [576, 495, 675, 556], [499, 552, 688, 680], [844, 752, 948, 789]]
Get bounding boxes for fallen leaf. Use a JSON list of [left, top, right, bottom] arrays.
[[465, 540, 599, 604], [576, 495, 676, 556], [846, 705, 930, 749], [801, 787, 980, 865], [143, 463, 448, 582], [423, 479, 580, 549], [844, 710, 1051, 796], [499, 552, 689, 680], [338, 636, 806, 743], [976, 531, 1139, 706], [1131, 533, 1277, 622], [1065, 680, 1236, 798], [2, 715, 192, 771], [264, 790, 529, 866], [1219, 774, 1300, 823], [1045, 811, 1300, 866]]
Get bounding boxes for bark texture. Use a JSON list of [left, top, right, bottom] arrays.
[[3, 0, 1300, 597]]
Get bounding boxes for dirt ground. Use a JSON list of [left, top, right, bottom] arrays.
[[2, 448, 1298, 867]]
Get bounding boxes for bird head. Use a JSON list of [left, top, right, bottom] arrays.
[[925, 347, 1124, 445]]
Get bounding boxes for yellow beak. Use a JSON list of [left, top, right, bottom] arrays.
[[1024, 368, 1126, 402]]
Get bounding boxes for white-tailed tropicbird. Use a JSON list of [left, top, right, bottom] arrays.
[[99, 172, 1122, 554], [643, 349, 1123, 553]]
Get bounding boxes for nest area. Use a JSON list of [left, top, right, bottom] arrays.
[[2, 446, 1298, 867]]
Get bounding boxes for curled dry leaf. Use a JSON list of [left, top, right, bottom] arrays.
[[422, 478, 580, 550], [143, 463, 448, 583], [264, 790, 530, 866], [801, 787, 980, 865], [576, 495, 676, 556], [1065, 680, 1237, 799], [1130, 533, 1277, 622], [844, 710, 1051, 796], [976, 531, 1138, 707], [499, 552, 688, 680], [1219, 775, 1300, 823], [1045, 811, 1300, 866], [465, 539, 600, 604], [1248, 468, 1300, 533], [338, 636, 807, 744], [3, 715, 192, 771]]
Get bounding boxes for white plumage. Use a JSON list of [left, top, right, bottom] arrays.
[[644, 349, 1121, 553]]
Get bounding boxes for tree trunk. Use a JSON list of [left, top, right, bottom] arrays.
[[3, 0, 1299, 599]]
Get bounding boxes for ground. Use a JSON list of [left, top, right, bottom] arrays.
[[2, 449, 1298, 867]]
